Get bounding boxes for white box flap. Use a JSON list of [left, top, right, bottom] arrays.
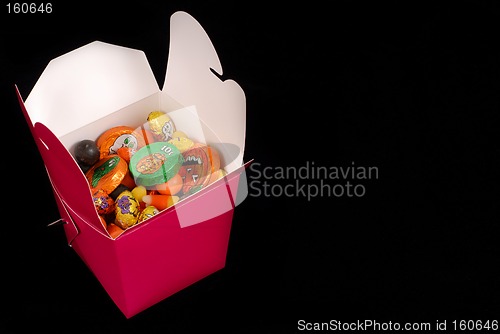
[[17, 10, 250, 239], [24, 41, 159, 138], [164, 11, 246, 169]]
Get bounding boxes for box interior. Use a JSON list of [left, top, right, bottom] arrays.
[[19, 11, 248, 238]]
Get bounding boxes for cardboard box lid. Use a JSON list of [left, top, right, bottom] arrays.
[[24, 11, 246, 169], [165, 11, 246, 170], [19, 11, 248, 236], [24, 41, 159, 139]]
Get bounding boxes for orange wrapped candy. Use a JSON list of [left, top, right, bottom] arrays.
[[96, 125, 155, 162], [92, 189, 115, 215], [85, 154, 135, 194]]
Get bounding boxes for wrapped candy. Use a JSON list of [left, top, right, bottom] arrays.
[[85, 154, 135, 194], [114, 190, 140, 229], [96, 125, 155, 162], [147, 111, 176, 141], [92, 189, 115, 215], [129, 142, 183, 187], [138, 205, 160, 222]]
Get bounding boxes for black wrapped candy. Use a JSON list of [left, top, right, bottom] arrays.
[[74, 139, 100, 166]]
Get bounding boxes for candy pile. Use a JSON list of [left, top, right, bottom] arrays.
[[73, 110, 225, 239]]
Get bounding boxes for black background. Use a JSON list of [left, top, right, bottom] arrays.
[[2, 1, 500, 333]]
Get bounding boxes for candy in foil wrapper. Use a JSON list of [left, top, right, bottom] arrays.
[[129, 142, 183, 187], [138, 205, 160, 223], [97, 125, 154, 161], [85, 154, 130, 194], [147, 111, 176, 141], [114, 190, 140, 229], [168, 136, 194, 153], [92, 189, 115, 215]]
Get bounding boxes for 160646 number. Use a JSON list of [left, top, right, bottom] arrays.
[[6, 3, 52, 13], [452, 320, 498, 331]]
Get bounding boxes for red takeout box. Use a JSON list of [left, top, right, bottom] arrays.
[[15, 11, 249, 318]]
